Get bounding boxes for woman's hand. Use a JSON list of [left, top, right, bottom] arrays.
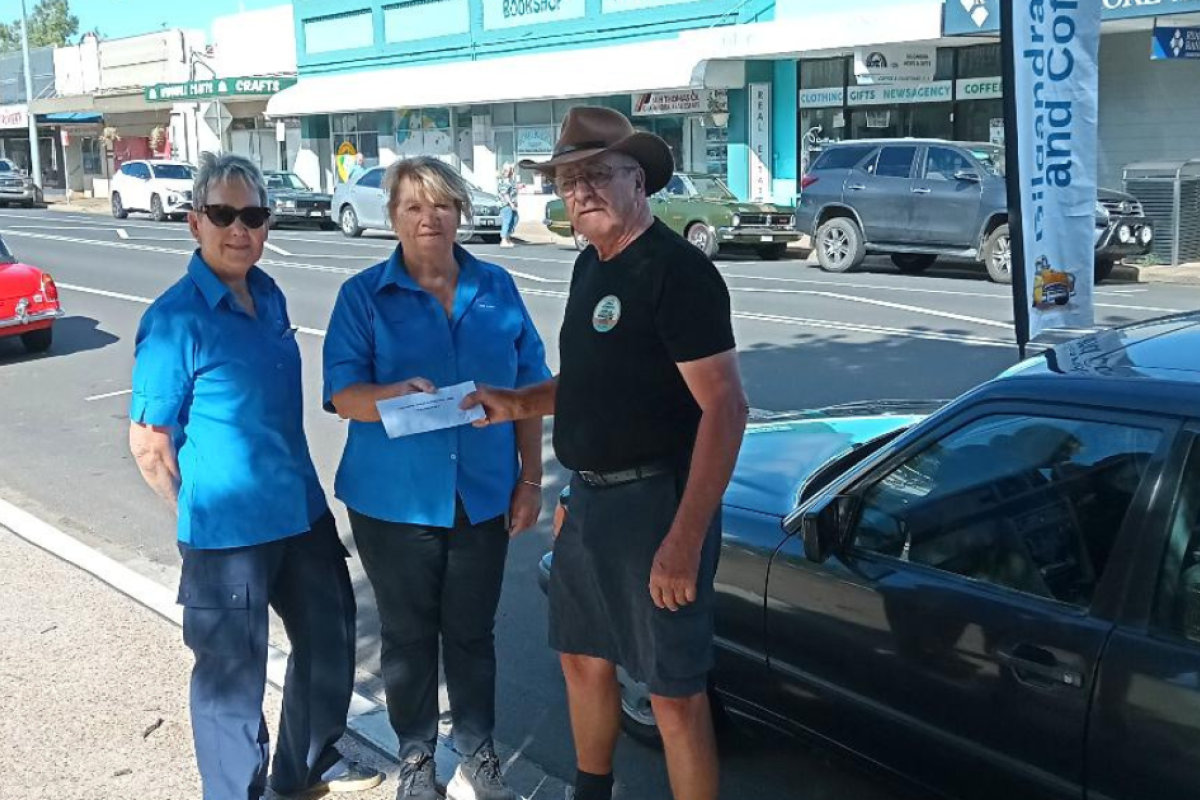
[[383, 377, 436, 398], [330, 378, 436, 422], [507, 481, 543, 537]]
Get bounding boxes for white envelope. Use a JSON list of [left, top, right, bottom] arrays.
[[376, 380, 486, 439]]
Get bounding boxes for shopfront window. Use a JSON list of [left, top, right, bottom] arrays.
[[849, 103, 951, 140], [82, 137, 103, 175], [801, 57, 846, 90], [395, 108, 452, 157], [958, 44, 1002, 79], [332, 112, 383, 179]]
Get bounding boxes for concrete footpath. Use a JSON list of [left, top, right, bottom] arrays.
[[0, 509, 568, 800]]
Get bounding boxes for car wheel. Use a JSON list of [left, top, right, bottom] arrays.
[[617, 670, 731, 749], [340, 205, 363, 238], [268, 215, 280, 230], [21, 327, 52, 354], [757, 243, 788, 261], [481, 234, 502, 244], [21, 199, 33, 208], [983, 224, 1013, 284], [111, 193, 128, 220], [573, 230, 591, 251], [890, 253, 938, 274], [150, 194, 167, 222], [686, 223, 719, 259], [814, 217, 866, 273], [1094, 257, 1115, 285]]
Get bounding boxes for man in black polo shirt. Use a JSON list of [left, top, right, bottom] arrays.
[[463, 107, 747, 800]]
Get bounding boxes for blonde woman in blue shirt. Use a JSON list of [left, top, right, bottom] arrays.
[[324, 156, 550, 800]]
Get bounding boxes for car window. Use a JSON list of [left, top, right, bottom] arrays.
[[812, 145, 878, 172], [0, 235, 14, 263], [132, 163, 151, 180], [850, 414, 1160, 608], [0, 160, 11, 173], [664, 175, 688, 197], [1153, 437, 1200, 644], [924, 147, 975, 182], [119, 163, 135, 177], [267, 173, 309, 190], [969, 145, 1006, 177], [872, 146, 918, 179], [357, 168, 384, 189], [689, 175, 736, 199], [151, 164, 194, 180]]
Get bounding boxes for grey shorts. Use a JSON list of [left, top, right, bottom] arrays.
[[548, 469, 721, 698]]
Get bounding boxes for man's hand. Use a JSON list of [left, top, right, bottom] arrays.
[[649, 530, 703, 612], [461, 384, 519, 427], [507, 481, 542, 537]]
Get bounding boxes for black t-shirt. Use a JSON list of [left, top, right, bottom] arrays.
[[554, 220, 736, 472]]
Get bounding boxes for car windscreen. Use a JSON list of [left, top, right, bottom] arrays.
[[151, 164, 195, 180], [687, 175, 736, 199], [0, 161, 12, 173], [267, 173, 309, 190], [969, 146, 1005, 177]]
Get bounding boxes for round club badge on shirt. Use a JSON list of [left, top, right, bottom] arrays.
[[592, 295, 622, 333]]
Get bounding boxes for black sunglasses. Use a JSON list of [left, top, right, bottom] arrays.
[[200, 204, 272, 229]]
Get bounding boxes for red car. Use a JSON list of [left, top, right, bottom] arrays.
[[0, 235, 62, 354]]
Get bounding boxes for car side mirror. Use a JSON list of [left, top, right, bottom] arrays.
[[954, 170, 981, 183], [793, 494, 857, 564]]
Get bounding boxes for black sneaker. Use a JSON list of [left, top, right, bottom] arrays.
[[446, 748, 515, 800], [398, 753, 442, 800]]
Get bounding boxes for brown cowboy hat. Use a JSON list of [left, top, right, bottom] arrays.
[[519, 106, 673, 196]]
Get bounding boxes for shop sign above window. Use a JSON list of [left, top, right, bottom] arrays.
[[956, 77, 1003, 100], [0, 104, 29, 130], [145, 77, 297, 103], [798, 87, 845, 109], [483, 0, 585, 30], [517, 127, 555, 154], [853, 45, 937, 85], [632, 89, 728, 117], [847, 81, 952, 107]]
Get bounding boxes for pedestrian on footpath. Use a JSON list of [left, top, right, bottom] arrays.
[[128, 152, 381, 800], [497, 163, 520, 248], [323, 156, 551, 800], [462, 107, 748, 800]]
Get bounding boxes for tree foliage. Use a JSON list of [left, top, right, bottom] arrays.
[[0, 0, 80, 54]]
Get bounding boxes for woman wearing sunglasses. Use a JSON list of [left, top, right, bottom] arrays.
[[128, 152, 380, 800], [323, 156, 550, 800]]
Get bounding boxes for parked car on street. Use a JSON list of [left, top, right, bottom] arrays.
[[544, 172, 800, 260], [0, 234, 62, 353], [541, 313, 1200, 800], [795, 139, 1154, 283], [111, 160, 196, 222], [0, 158, 41, 207], [264, 171, 335, 230], [331, 165, 504, 242]]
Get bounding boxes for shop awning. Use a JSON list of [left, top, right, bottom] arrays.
[[267, 38, 735, 117], [40, 112, 103, 123]]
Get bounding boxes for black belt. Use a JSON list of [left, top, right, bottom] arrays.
[[577, 460, 675, 488]]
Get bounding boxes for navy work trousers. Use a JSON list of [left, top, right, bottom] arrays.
[[177, 512, 357, 800]]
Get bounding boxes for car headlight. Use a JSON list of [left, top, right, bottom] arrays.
[[1140, 226, 1153, 244], [1118, 225, 1133, 244], [788, 215, 796, 227], [731, 214, 741, 227]]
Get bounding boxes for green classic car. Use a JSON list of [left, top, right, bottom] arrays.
[[543, 173, 801, 260]]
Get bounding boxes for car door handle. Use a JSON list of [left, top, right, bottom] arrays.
[[847, 184, 866, 191], [911, 187, 932, 195], [998, 645, 1084, 690]]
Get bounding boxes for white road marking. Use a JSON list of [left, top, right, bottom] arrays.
[[727, 287, 1012, 329], [58, 283, 330, 337], [507, 269, 568, 284], [115, 228, 129, 240], [85, 388, 133, 401], [264, 241, 292, 256]]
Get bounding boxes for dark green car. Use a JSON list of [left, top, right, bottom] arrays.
[[543, 172, 800, 260]]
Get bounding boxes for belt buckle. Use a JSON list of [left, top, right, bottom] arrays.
[[579, 470, 602, 486]]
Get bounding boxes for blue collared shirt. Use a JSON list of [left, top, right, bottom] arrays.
[[323, 244, 551, 528], [131, 252, 328, 549]]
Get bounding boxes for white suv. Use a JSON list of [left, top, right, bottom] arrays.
[[111, 160, 196, 221]]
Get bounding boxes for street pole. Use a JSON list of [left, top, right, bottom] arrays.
[[19, 0, 42, 190]]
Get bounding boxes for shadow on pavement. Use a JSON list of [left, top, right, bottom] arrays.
[[0, 316, 119, 362]]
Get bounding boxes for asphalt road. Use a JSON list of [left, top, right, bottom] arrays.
[[2, 205, 1195, 799]]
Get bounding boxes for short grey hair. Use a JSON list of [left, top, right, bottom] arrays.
[[192, 151, 268, 208]]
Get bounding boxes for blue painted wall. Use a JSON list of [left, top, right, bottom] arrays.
[[727, 60, 795, 204], [294, 0, 776, 75]]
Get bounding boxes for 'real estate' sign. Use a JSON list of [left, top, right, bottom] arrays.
[[1152, 25, 1200, 59], [483, 0, 585, 30], [633, 89, 728, 116], [145, 76, 297, 102]]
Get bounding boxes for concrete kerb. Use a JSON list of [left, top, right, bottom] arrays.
[[0, 495, 570, 800]]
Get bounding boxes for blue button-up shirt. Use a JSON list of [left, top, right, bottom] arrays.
[[323, 245, 551, 528], [131, 252, 328, 549]]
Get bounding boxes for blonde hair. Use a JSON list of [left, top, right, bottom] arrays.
[[384, 156, 472, 220]]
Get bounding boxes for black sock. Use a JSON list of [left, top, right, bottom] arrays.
[[574, 769, 614, 800]]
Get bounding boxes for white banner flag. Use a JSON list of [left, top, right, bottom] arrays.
[[1011, 1, 1101, 340]]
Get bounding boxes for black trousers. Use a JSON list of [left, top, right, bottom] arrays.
[[177, 512, 357, 800], [349, 502, 509, 760]]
